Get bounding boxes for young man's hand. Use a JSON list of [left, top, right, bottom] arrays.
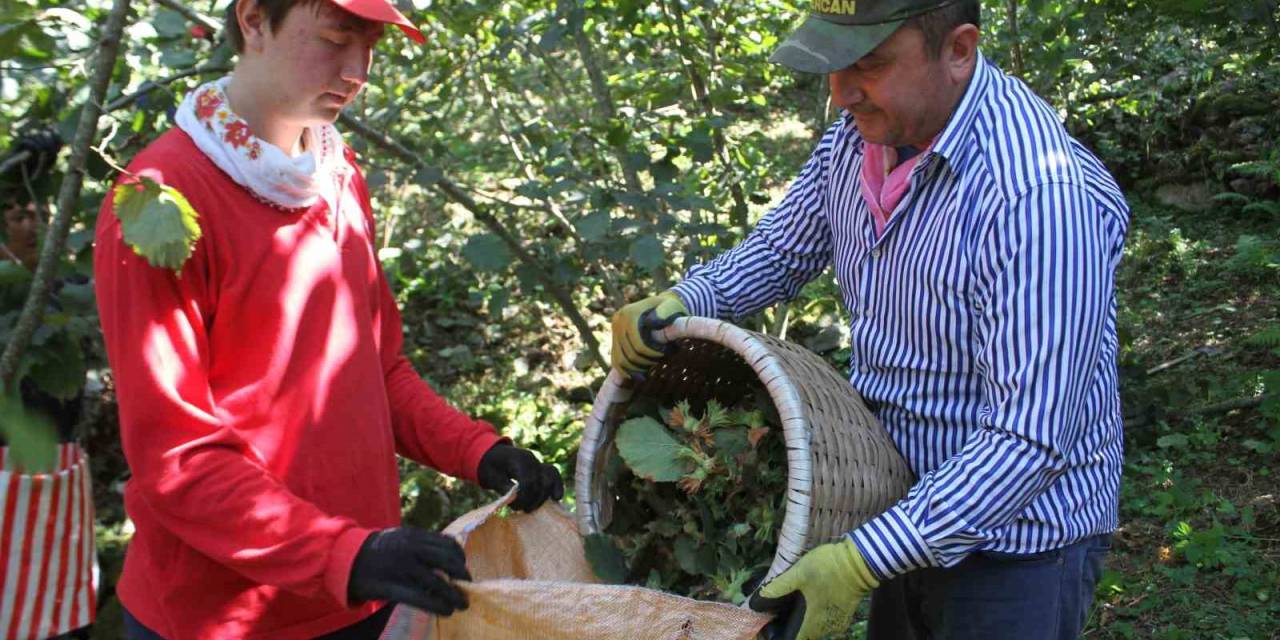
[[748, 538, 880, 640], [5, 127, 62, 180], [610, 291, 687, 375], [15, 128, 62, 157], [347, 527, 471, 615], [476, 443, 564, 512]]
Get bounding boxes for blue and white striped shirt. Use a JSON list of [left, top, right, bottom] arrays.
[[671, 54, 1129, 580]]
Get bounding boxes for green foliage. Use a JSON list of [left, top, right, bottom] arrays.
[[25, 322, 85, 399], [1230, 148, 1280, 186], [615, 415, 689, 482], [1223, 147, 1280, 216], [1100, 186, 1279, 639], [628, 235, 666, 274], [460, 233, 512, 273], [582, 533, 629, 584], [983, 0, 1280, 196], [0, 266, 97, 402], [111, 177, 202, 273], [0, 392, 57, 472], [590, 399, 785, 603], [1246, 325, 1280, 354], [1225, 234, 1280, 279], [1110, 419, 1280, 638]]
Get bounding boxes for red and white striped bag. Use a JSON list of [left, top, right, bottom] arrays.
[[0, 444, 97, 639]]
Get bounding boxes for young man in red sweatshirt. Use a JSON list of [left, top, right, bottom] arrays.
[[93, 0, 563, 637]]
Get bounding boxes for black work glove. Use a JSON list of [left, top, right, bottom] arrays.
[[12, 128, 63, 178], [347, 527, 471, 615], [4, 126, 62, 183], [16, 129, 63, 157], [476, 443, 564, 512]]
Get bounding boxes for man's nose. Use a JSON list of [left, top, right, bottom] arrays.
[[340, 47, 371, 86], [829, 72, 867, 110]]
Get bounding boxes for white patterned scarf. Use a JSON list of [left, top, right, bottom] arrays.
[[175, 76, 351, 211]]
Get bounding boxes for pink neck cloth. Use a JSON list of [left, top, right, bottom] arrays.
[[859, 138, 935, 237]]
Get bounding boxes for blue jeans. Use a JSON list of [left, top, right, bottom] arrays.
[[866, 534, 1111, 640], [124, 605, 392, 640]]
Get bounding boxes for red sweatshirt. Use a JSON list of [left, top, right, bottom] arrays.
[[94, 129, 504, 639]]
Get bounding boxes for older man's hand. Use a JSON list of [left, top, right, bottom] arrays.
[[610, 291, 687, 375], [748, 537, 880, 640]]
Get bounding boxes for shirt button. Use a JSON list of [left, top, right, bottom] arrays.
[[864, 309, 873, 319], [859, 364, 871, 374], [870, 248, 882, 259]]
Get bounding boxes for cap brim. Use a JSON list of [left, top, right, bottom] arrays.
[[329, 0, 425, 44], [770, 16, 904, 74]]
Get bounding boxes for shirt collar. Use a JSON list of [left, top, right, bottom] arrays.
[[838, 52, 993, 170], [927, 51, 993, 171]]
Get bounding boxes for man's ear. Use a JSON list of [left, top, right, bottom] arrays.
[[235, 0, 269, 53], [944, 24, 979, 83]]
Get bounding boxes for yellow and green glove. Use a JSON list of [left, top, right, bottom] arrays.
[[609, 291, 688, 375], [748, 538, 880, 640]]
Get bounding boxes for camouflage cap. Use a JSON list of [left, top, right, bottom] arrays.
[[771, 0, 961, 74]]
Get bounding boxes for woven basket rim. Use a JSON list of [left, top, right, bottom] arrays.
[[575, 316, 815, 586]]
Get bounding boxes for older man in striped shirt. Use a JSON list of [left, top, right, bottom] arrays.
[[611, 1, 1128, 639]]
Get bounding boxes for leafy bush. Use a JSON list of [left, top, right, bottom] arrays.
[[1225, 234, 1280, 280], [0, 262, 97, 403], [585, 398, 787, 604]]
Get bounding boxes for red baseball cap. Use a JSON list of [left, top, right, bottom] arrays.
[[328, 0, 424, 43]]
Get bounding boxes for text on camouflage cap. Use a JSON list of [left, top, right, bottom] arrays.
[[811, 0, 962, 26]]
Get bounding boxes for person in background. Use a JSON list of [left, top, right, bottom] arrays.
[[93, 0, 563, 638], [1, 129, 62, 270], [0, 129, 98, 640], [612, 1, 1128, 639]]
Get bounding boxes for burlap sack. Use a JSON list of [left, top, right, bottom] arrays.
[[380, 490, 771, 640]]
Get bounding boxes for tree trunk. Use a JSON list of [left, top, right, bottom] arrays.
[[1006, 0, 1025, 78], [0, 0, 133, 391], [560, 1, 646, 204]]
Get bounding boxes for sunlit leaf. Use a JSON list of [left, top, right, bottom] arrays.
[[461, 233, 511, 272], [538, 23, 567, 51], [574, 211, 611, 243], [629, 235, 665, 273], [616, 416, 687, 482], [413, 165, 443, 187], [159, 48, 196, 68], [112, 177, 202, 273], [685, 128, 714, 163], [153, 10, 188, 38]]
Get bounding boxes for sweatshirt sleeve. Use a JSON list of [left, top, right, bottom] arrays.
[[94, 176, 373, 607], [343, 152, 505, 482], [375, 270, 505, 482]]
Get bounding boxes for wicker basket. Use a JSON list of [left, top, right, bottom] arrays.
[[575, 316, 914, 584]]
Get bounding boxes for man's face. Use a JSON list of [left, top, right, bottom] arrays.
[[251, 2, 385, 128], [828, 26, 957, 147], [3, 202, 41, 269]]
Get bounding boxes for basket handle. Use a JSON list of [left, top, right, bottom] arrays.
[[638, 308, 685, 352]]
